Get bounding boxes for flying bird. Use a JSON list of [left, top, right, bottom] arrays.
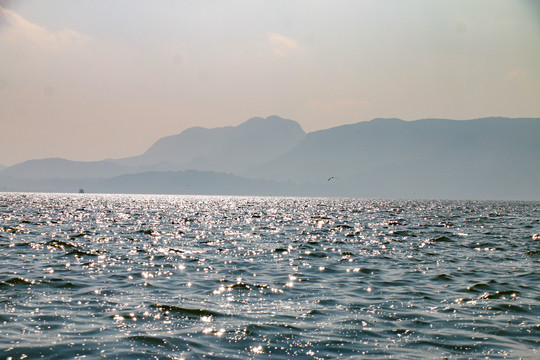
[[327, 177, 336, 181]]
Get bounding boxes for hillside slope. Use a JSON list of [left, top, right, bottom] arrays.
[[251, 117, 540, 199]]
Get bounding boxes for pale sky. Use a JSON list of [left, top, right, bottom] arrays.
[[1, 0, 539, 166]]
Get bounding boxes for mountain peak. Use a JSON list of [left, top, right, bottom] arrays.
[[239, 115, 304, 132], [116, 115, 306, 171]]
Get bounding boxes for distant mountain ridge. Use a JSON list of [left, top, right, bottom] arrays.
[[117, 115, 306, 173], [1, 116, 539, 200], [253, 117, 540, 199], [1, 115, 305, 180], [1, 158, 133, 180], [0, 169, 303, 196]]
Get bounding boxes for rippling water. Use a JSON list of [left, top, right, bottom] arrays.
[[1, 193, 539, 359]]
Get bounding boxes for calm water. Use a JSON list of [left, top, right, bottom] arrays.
[[1, 193, 539, 359]]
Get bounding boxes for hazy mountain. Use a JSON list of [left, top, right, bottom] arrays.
[[116, 115, 306, 173], [1, 115, 306, 180], [0, 170, 304, 196], [1, 116, 538, 200], [95, 170, 304, 195], [252, 117, 540, 200], [0, 158, 135, 180], [0, 164, 6, 171]]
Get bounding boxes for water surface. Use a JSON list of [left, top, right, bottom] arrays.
[[1, 193, 539, 359]]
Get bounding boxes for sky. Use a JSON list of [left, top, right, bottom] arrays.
[[1, 0, 539, 166]]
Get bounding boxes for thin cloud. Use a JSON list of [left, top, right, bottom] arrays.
[[0, 6, 89, 50], [267, 32, 298, 57]]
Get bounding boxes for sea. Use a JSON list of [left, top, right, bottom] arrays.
[[1, 193, 539, 359]]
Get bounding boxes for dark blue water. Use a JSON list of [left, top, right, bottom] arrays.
[[1, 193, 539, 359]]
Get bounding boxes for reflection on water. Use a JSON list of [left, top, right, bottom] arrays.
[[0, 193, 539, 358]]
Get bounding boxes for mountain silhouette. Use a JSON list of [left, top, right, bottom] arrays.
[[0, 170, 301, 196], [116, 115, 306, 173], [1, 116, 538, 200], [1, 158, 133, 180], [1, 115, 305, 180], [252, 117, 540, 199]]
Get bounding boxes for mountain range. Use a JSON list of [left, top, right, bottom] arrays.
[[1, 115, 539, 200]]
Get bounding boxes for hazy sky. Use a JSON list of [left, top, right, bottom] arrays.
[[1, 0, 539, 166]]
